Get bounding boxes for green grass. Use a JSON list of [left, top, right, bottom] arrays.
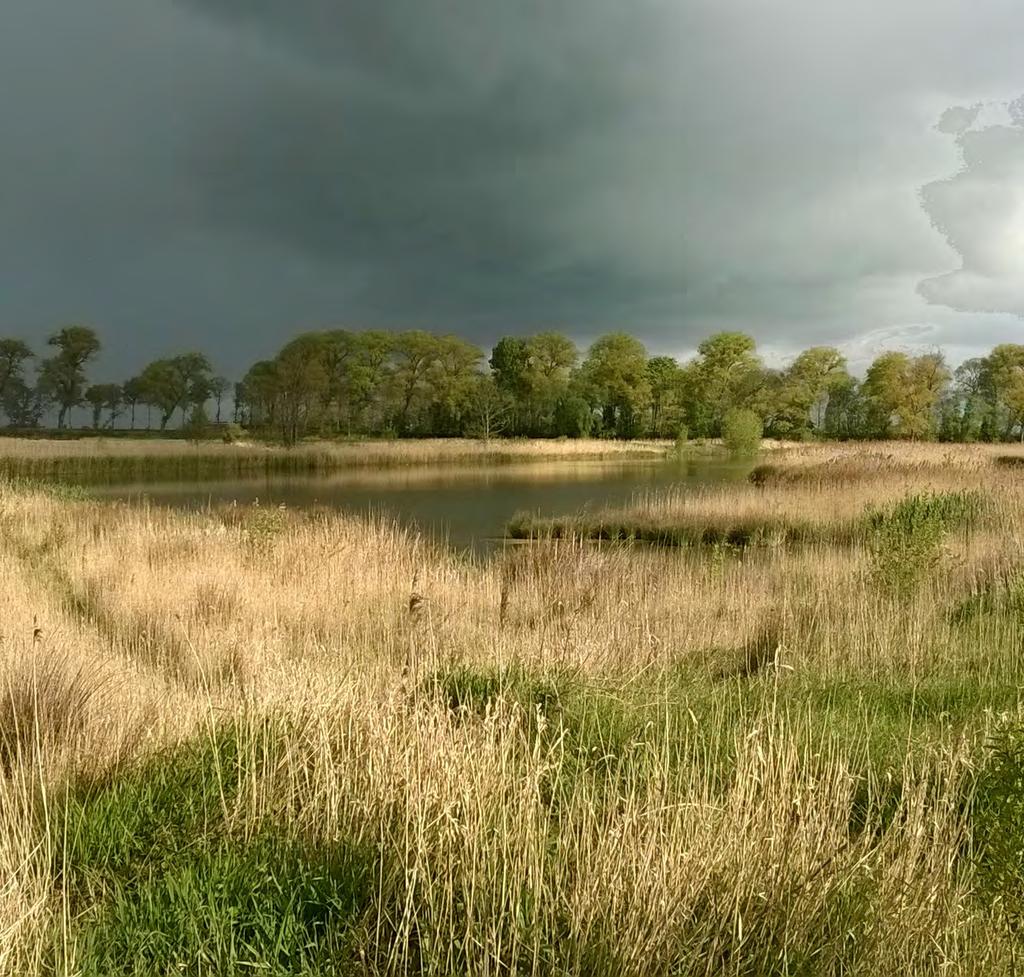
[[31, 664, 1023, 976], [866, 491, 988, 597], [863, 489, 987, 536], [972, 720, 1024, 937], [950, 570, 1024, 624], [425, 660, 1020, 799], [55, 723, 376, 977]]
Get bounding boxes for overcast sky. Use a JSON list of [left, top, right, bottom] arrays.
[[2, 0, 1023, 380]]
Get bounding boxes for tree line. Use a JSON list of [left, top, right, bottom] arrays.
[[2, 324, 1024, 443], [0, 327, 230, 433]]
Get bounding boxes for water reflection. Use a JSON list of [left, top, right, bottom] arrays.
[[90, 456, 751, 553]]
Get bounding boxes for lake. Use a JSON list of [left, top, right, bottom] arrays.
[[89, 455, 752, 554]]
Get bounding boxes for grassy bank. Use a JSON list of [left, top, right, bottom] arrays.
[[510, 441, 1020, 547], [0, 436, 673, 481], [0, 443, 1023, 973]]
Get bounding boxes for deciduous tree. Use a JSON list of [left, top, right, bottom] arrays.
[[0, 339, 33, 418], [580, 333, 650, 437], [39, 325, 101, 428], [862, 351, 949, 439], [690, 332, 763, 436], [138, 353, 212, 430], [85, 383, 123, 429]]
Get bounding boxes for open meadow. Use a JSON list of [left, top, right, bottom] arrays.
[[1, 440, 1024, 974]]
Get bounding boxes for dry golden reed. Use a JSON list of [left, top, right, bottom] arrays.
[[0, 440, 1018, 973]]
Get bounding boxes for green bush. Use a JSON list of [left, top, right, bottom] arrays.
[[865, 490, 986, 536], [865, 491, 986, 598], [721, 408, 763, 457], [221, 421, 245, 444]]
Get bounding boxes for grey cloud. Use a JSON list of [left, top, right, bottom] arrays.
[[919, 103, 1024, 319], [937, 105, 983, 135], [3, 0, 1024, 382]]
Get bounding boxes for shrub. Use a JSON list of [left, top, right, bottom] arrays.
[[242, 503, 288, 556], [870, 490, 986, 534], [865, 491, 986, 598], [721, 408, 763, 457], [221, 422, 245, 444]]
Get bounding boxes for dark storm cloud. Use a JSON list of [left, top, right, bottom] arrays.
[[3, 0, 1024, 380]]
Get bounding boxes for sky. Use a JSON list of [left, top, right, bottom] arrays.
[[2, 0, 1023, 381]]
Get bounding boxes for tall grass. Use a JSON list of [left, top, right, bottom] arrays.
[[0, 436, 673, 481], [510, 449, 1009, 547], [0, 442, 1020, 972]]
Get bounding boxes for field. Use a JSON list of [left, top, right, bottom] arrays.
[[1, 441, 1024, 974]]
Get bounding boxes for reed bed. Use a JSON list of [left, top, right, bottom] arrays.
[[750, 440, 1024, 486], [513, 441, 1022, 546], [0, 441, 1021, 973], [0, 436, 672, 481]]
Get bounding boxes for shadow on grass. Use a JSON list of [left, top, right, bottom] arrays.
[[56, 723, 376, 977]]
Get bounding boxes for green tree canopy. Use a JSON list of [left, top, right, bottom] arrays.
[[862, 351, 950, 440], [138, 353, 213, 430], [0, 339, 34, 425], [389, 331, 442, 435], [489, 337, 531, 397], [690, 332, 763, 436], [645, 355, 685, 438], [274, 334, 330, 444], [580, 333, 650, 438], [84, 383, 123, 429], [39, 325, 101, 428], [773, 346, 849, 437], [984, 344, 1024, 440]]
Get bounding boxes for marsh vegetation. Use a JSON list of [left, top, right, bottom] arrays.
[[0, 441, 1023, 974], [0, 435, 672, 481]]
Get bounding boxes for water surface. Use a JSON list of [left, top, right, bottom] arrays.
[[91, 456, 750, 553]]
